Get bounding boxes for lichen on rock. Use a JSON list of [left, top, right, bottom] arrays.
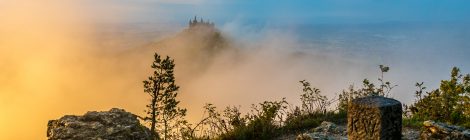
[[296, 121, 347, 140], [47, 108, 153, 140], [347, 96, 402, 140], [421, 120, 470, 140]]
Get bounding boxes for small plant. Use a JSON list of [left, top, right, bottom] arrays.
[[190, 103, 228, 139], [378, 65, 397, 97], [299, 80, 333, 115], [281, 80, 344, 134], [337, 65, 397, 113]]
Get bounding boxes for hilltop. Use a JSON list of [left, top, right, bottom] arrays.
[[126, 17, 235, 79]]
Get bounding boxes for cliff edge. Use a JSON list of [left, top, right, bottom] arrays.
[[47, 108, 153, 140]]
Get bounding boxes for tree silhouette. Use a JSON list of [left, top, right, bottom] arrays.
[[143, 53, 187, 140]]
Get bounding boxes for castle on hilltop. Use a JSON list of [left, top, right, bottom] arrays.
[[189, 16, 215, 28]]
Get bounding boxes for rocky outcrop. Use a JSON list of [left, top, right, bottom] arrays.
[[47, 108, 154, 140], [293, 121, 421, 140], [136, 19, 233, 78], [296, 121, 347, 140], [347, 96, 402, 140], [421, 120, 470, 140]]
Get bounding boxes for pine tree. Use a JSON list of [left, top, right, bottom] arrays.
[[143, 53, 187, 140]]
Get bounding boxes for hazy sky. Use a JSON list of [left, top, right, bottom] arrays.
[[86, 0, 470, 24], [1, 1, 469, 139]]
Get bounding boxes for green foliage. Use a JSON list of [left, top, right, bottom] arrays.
[[337, 65, 397, 113], [137, 55, 470, 140], [188, 104, 246, 140], [143, 53, 187, 140], [378, 65, 397, 97], [337, 84, 368, 113], [282, 111, 346, 133], [215, 80, 346, 139], [223, 106, 246, 130], [402, 117, 423, 129], [276, 80, 345, 134], [187, 99, 289, 140], [218, 98, 288, 140], [408, 67, 470, 128], [190, 104, 229, 139], [299, 80, 332, 115]]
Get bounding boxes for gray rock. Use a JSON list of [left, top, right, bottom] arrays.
[[296, 133, 314, 140], [421, 120, 470, 140], [347, 96, 402, 140], [313, 121, 336, 133], [402, 127, 420, 140], [296, 121, 347, 140], [47, 108, 154, 140], [293, 120, 421, 140]]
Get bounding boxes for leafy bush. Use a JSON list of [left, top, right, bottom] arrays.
[[219, 98, 288, 140], [217, 79, 350, 139], [280, 80, 345, 134], [408, 67, 470, 128]]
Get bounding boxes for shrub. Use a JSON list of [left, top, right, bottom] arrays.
[[218, 98, 288, 140], [299, 80, 332, 115], [409, 67, 470, 128], [278, 80, 348, 135]]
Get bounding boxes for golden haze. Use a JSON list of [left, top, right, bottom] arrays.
[[2, 1, 457, 139], [0, 1, 148, 139]]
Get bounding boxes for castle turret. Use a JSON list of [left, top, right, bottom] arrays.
[[188, 16, 216, 29], [193, 16, 198, 24]]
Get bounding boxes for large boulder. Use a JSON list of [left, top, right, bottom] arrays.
[[47, 108, 154, 140], [421, 120, 470, 140], [347, 96, 402, 140]]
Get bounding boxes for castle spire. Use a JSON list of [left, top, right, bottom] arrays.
[[193, 16, 198, 23], [188, 16, 216, 29]]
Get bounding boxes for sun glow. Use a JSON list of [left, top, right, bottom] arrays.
[[0, 1, 135, 139]]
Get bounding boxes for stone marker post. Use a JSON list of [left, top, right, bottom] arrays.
[[348, 96, 402, 140]]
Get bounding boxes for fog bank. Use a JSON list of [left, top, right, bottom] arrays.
[[1, 1, 469, 139]]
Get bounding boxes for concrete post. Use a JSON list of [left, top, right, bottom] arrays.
[[348, 96, 402, 140]]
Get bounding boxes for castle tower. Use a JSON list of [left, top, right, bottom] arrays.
[[188, 16, 216, 29]]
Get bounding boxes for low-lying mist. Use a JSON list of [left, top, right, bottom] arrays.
[[1, 2, 469, 139]]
